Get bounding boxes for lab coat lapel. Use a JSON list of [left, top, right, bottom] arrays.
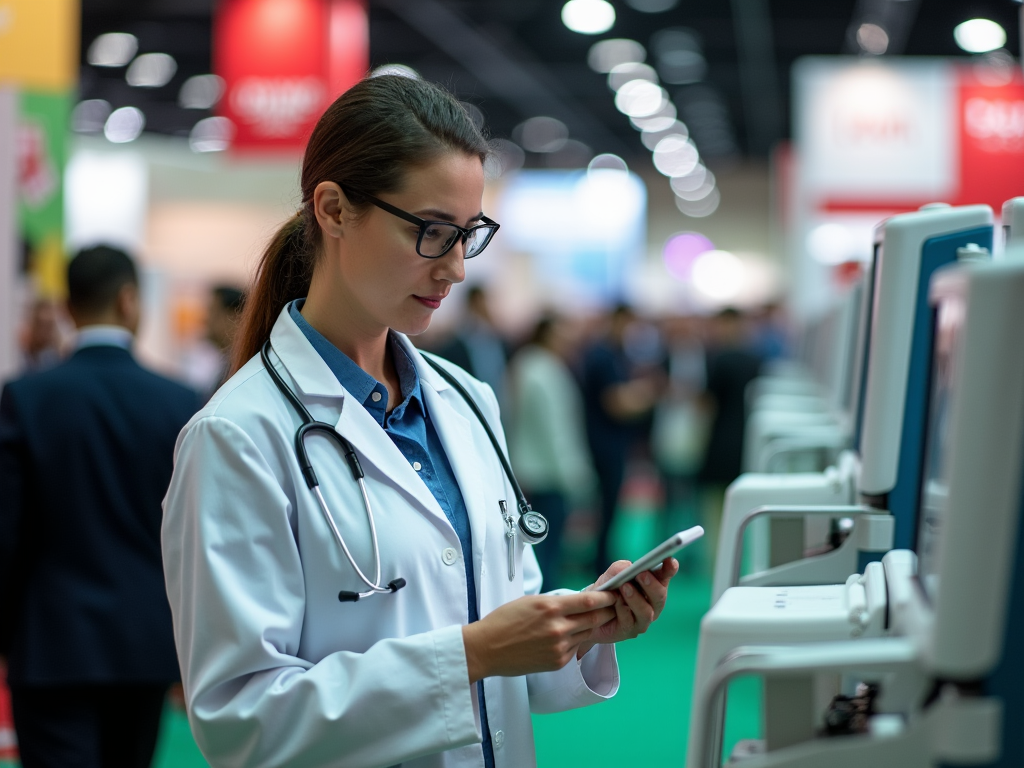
[[268, 308, 451, 531], [418, 375, 490, 594], [333, 398, 452, 532]]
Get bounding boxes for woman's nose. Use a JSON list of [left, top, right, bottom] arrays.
[[434, 241, 466, 283]]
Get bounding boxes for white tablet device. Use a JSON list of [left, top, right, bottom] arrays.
[[595, 526, 704, 592]]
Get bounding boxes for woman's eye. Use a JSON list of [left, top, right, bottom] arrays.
[[422, 226, 443, 240]]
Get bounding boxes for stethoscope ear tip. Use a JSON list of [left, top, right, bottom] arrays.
[[388, 578, 407, 593]]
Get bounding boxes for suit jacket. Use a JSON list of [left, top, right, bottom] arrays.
[[0, 344, 200, 685]]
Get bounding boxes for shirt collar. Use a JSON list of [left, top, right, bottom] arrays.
[[75, 325, 134, 351], [287, 300, 422, 426]]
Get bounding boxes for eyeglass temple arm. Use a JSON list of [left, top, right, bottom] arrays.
[[339, 184, 423, 227]]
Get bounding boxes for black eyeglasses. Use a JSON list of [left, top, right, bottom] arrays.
[[340, 184, 500, 259]]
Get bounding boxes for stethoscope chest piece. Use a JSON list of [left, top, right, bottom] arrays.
[[518, 509, 549, 545]]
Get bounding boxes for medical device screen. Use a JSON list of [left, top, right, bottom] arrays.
[[839, 281, 865, 420], [915, 295, 965, 603], [853, 244, 880, 451]]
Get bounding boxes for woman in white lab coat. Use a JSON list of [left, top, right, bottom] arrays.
[[162, 74, 679, 768]]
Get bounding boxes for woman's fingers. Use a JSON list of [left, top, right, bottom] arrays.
[[593, 560, 632, 589], [620, 582, 656, 634]]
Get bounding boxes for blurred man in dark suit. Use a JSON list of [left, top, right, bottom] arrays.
[[0, 245, 200, 768]]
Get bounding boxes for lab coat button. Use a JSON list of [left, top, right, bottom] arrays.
[[412, 461, 422, 471], [371, 392, 382, 402], [494, 730, 504, 749], [442, 547, 458, 565]]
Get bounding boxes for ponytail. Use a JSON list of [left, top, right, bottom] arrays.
[[230, 208, 316, 374], [228, 74, 489, 375]]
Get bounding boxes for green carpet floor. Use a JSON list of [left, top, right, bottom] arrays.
[[4, 503, 762, 768]]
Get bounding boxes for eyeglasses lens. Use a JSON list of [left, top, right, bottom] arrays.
[[418, 224, 459, 258], [464, 226, 493, 258], [418, 223, 496, 258]]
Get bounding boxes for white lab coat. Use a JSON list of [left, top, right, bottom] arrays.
[[161, 307, 619, 768]]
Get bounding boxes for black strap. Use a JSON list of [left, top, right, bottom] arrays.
[[422, 354, 532, 515]]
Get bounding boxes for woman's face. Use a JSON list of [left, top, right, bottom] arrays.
[[333, 152, 486, 337]]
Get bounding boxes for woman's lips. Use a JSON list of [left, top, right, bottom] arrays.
[[414, 295, 444, 309]]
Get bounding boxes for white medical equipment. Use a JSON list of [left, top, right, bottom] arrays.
[[711, 205, 993, 604], [687, 257, 1024, 768], [1002, 196, 1024, 250]]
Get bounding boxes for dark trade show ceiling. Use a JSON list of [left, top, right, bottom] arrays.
[[79, 0, 1022, 164]]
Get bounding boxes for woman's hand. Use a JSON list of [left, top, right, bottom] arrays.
[[575, 557, 680, 659], [462, 591, 617, 683]]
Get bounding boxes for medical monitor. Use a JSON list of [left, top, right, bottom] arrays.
[[914, 289, 964, 603], [908, 261, 1024, 681], [851, 245, 879, 452], [857, 205, 992, 551]]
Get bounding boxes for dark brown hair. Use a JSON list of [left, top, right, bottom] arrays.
[[67, 245, 138, 315], [231, 75, 489, 373]]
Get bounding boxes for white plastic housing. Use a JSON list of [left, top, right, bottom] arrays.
[[859, 205, 992, 496], [910, 261, 1024, 678]]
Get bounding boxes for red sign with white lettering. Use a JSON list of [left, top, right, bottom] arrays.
[[215, 0, 368, 153], [956, 66, 1024, 212]]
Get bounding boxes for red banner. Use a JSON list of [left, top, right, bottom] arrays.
[[955, 66, 1024, 212], [215, 0, 368, 153]]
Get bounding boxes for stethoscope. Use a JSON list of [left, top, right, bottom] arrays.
[[260, 340, 549, 602]]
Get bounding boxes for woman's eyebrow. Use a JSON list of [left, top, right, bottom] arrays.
[[415, 209, 485, 225]]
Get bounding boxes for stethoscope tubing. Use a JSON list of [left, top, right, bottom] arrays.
[[259, 338, 547, 601]]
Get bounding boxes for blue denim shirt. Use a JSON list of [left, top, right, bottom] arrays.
[[288, 301, 495, 767]]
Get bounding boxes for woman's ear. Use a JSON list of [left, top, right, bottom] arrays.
[[313, 181, 350, 240]]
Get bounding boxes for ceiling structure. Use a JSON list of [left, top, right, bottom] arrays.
[[78, 0, 1022, 169]]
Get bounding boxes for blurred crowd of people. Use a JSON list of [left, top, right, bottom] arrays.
[[426, 287, 789, 587]]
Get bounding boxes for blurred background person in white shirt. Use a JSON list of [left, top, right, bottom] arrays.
[[508, 314, 596, 590]]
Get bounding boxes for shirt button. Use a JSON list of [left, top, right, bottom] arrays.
[[412, 461, 422, 471], [371, 392, 382, 402], [493, 730, 504, 749], [442, 547, 458, 565]]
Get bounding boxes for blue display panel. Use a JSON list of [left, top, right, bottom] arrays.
[[887, 225, 992, 549], [914, 294, 965, 603]]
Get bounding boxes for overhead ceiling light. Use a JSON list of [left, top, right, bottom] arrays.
[[856, 23, 889, 55], [663, 231, 715, 280], [670, 165, 710, 193], [179, 75, 225, 110], [588, 153, 629, 174], [104, 106, 146, 143], [608, 62, 658, 91], [630, 102, 677, 131], [561, 0, 616, 35], [588, 39, 646, 73], [87, 32, 138, 67], [625, 0, 679, 12], [652, 134, 699, 176], [641, 119, 688, 150], [953, 19, 1006, 53], [677, 188, 721, 218], [190, 117, 235, 153], [126, 53, 177, 88], [72, 99, 112, 133], [691, 248, 741, 300], [615, 80, 667, 118], [544, 139, 593, 169], [371, 64, 420, 79], [513, 116, 569, 153], [673, 173, 716, 201], [484, 138, 526, 179]]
